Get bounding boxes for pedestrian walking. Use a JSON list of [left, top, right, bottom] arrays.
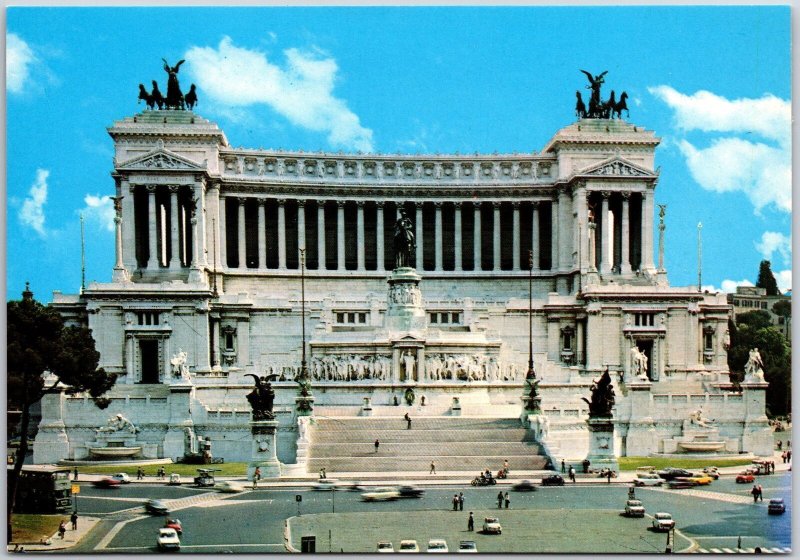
[[503, 459, 510, 475], [561, 459, 566, 473], [497, 491, 504, 508], [757, 484, 763, 501], [430, 461, 436, 475], [787, 450, 792, 462], [452, 494, 459, 511], [568, 466, 576, 483], [252, 474, 258, 489], [137, 467, 143, 480], [752, 485, 759, 502], [70, 512, 78, 531], [467, 512, 474, 532], [777, 440, 783, 451], [459, 492, 464, 511], [58, 521, 67, 539], [606, 470, 612, 483], [404, 413, 412, 430], [628, 486, 636, 500], [504, 492, 510, 509], [374, 439, 380, 453], [73, 467, 79, 481]]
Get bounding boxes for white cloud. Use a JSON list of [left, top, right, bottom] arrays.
[[649, 86, 790, 214], [185, 36, 374, 152], [19, 169, 49, 236], [774, 269, 792, 294], [82, 195, 115, 232], [719, 278, 754, 294], [754, 231, 791, 266], [7, 33, 37, 95]]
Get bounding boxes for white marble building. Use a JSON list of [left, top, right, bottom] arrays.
[[35, 111, 773, 465]]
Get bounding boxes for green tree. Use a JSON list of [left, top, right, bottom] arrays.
[[756, 260, 780, 296], [728, 310, 791, 417], [7, 285, 116, 541], [772, 299, 791, 319]]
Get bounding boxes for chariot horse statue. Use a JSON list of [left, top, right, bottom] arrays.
[[162, 58, 186, 110]]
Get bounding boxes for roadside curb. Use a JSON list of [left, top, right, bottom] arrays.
[[7, 516, 100, 552]]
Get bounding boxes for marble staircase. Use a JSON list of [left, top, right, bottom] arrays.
[[306, 416, 549, 473]]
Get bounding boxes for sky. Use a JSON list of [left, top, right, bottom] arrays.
[[5, 6, 792, 303]]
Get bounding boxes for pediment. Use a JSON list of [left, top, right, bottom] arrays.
[[579, 157, 653, 178], [117, 141, 205, 171]]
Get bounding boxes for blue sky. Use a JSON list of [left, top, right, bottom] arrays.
[[6, 6, 791, 302]]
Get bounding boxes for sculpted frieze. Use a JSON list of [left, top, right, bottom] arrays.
[[118, 151, 205, 171]]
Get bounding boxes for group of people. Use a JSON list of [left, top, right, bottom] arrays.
[[751, 484, 764, 502], [497, 491, 511, 508], [780, 450, 792, 464], [452, 492, 466, 511], [57, 513, 79, 540]]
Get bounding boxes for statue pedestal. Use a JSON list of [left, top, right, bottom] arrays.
[[247, 420, 281, 480], [385, 267, 426, 333], [585, 417, 618, 471], [295, 396, 315, 415]]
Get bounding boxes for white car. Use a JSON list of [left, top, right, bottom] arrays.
[[633, 473, 664, 487], [361, 487, 400, 502], [624, 499, 645, 517], [376, 541, 394, 553], [112, 473, 131, 484], [652, 512, 675, 531], [313, 479, 340, 491], [398, 540, 419, 553], [157, 528, 181, 551], [427, 539, 448, 553], [482, 517, 502, 534], [217, 481, 244, 493], [458, 540, 478, 553]]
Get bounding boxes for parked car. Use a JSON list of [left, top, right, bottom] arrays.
[[426, 539, 448, 553], [667, 478, 696, 489], [398, 540, 419, 553], [93, 477, 121, 489], [112, 473, 131, 484], [657, 468, 694, 481], [217, 481, 244, 493], [736, 472, 756, 484], [541, 474, 565, 486], [652, 512, 675, 531], [686, 474, 714, 486], [624, 499, 645, 517], [702, 467, 720, 479], [168, 473, 181, 486], [482, 517, 502, 535], [633, 473, 665, 487], [458, 540, 478, 553], [767, 498, 786, 515], [313, 479, 340, 491], [376, 541, 394, 553], [156, 528, 180, 551], [398, 485, 425, 498], [512, 480, 537, 492], [194, 468, 219, 488], [146, 499, 170, 515], [164, 518, 182, 535], [361, 487, 400, 502]]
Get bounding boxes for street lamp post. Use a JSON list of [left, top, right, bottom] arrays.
[[296, 248, 313, 413], [524, 250, 541, 413]]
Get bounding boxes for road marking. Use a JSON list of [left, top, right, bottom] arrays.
[[101, 543, 284, 552], [74, 496, 145, 503], [192, 499, 270, 508], [94, 515, 147, 550], [696, 547, 791, 554], [649, 487, 753, 504]]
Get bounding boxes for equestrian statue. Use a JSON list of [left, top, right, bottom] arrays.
[[577, 70, 629, 120]]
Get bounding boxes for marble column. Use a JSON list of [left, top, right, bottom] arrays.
[[112, 194, 128, 282], [257, 199, 266, 269], [146, 185, 158, 269], [337, 200, 346, 271], [512, 201, 521, 271], [454, 202, 462, 271], [298, 199, 306, 258], [434, 202, 443, 272], [121, 180, 136, 274], [169, 186, 181, 268], [356, 201, 365, 271], [600, 192, 611, 274], [550, 199, 559, 271], [237, 197, 247, 269], [641, 190, 655, 271], [317, 201, 326, 270], [376, 201, 385, 271], [531, 202, 540, 270], [278, 199, 287, 270], [493, 202, 501, 271], [572, 184, 588, 271], [620, 193, 632, 274], [218, 194, 227, 270], [125, 334, 135, 383], [474, 202, 482, 270], [415, 202, 424, 271], [558, 187, 572, 271], [210, 317, 220, 368]]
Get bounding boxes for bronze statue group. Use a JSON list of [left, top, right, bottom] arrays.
[[575, 70, 629, 120], [138, 59, 198, 111]]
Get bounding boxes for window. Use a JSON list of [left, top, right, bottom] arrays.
[[137, 311, 160, 326], [428, 312, 462, 326], [334, 311, 368, 325], [634, 313, 655, 327]]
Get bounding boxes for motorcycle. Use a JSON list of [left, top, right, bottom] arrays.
[[597, 468, 617, 478], [496, 469, 508, 479], [471, 476, 497, 486]]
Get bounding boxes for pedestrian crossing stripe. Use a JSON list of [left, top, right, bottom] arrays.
[[695, 547, 791, 554]]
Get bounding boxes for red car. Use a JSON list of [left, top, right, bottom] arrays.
[[92, 477, 121, 488], [736, 473, 755, 484], [164, 518, 183, 535]]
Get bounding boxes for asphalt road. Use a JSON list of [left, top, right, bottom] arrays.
[[67, 473, 791, 554]]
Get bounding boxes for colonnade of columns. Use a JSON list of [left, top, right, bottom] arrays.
[[137, 184, 195, 270]]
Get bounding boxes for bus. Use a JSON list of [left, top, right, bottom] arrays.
[[8, 465, 73, 513]]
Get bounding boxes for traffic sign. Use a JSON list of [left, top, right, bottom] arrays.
[[71, 484, 80, 494]]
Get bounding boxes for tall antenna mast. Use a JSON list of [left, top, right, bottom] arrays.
[[80, 213, 86, 293]]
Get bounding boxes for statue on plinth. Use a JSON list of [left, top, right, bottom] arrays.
[[393, 208, 416, 268], [170, 349, 191, 382], [689, 409, 715, 429], [96, 413, 139, 434], [582, 370, 615, 418], [744, 347, 765, 382], [629, 345, 649, 381], [162, 58, 186, 110], [245, 374, 278, 421]]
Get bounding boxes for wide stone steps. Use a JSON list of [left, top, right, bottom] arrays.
[[307, 415, 547, 473]]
